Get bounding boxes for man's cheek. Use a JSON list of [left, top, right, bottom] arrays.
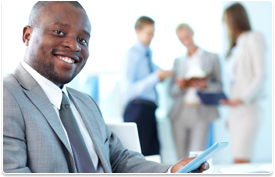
[[39, 46, 50, 59], [83, 48, 89, 59]]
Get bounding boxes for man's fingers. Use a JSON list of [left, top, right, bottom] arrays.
[[201, 162, 209, 171], [190, 162, 209, 173], [190, 168, 202, 173]]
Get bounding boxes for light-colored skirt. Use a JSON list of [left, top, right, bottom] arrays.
[[228, 103, 259, 159]]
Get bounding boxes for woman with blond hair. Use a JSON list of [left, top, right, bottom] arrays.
[[221, 3, 266, 163], [169, 23, 222, 160]]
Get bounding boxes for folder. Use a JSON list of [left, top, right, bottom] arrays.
[[197, 91, 227, 106]]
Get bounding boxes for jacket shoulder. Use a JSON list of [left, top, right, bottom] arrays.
[[203, 51, 219, 64], [203, 50, 217, 57], [247, 32, 265, 43], [128, 46, 142, 57], [238, 31, 264, 45], [3, 74, 21, 93], [173, 55, 185, 64], [247, 31, 264, 38]]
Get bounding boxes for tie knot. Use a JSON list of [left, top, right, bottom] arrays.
[[61, 92, 70, 109]]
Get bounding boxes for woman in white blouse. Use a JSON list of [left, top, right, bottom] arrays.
[[221, 3, 266, 163]]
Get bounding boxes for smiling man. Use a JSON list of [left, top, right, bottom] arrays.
[[24, 1, 90, 86], [3, 1, 208, 173]]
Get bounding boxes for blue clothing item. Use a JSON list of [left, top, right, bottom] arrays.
[[121, 40, 160, 104]]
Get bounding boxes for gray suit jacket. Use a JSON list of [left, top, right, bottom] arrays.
[[168, 51, 222, 122], [3, 64, 170, 173]]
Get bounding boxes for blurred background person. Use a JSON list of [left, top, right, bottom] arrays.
[[169, 23, 222, 160], [220, 3, 266, 164], [120, 16, 173, 156]]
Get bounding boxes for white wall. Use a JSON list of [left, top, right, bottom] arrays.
[[2, 0, 37, 75], [2, 0, 223, 74]]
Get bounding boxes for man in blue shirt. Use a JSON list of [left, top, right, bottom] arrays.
[[121, 16, 173, 156]]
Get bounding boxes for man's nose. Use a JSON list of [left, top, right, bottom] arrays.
[[62, 37, 81, 52]]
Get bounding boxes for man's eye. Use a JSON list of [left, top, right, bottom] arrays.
[[78, 38, 87, 45], [55, 30, 64, 35]]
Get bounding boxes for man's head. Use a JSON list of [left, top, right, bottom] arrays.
[[135, 16, 155, 46], [23, 1, 91, 87], [176, 23, 195, 51]]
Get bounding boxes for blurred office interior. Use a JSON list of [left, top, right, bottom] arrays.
[[2, 0, 272, 167]]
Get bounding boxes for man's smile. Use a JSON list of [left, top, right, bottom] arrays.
[[52, 51, 82, 69], [55, 55, 75, 64]]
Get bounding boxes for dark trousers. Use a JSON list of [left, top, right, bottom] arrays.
[[123, 99, 160, 156]]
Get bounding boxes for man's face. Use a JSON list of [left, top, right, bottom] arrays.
[[136, 24, 155, 46], [177, 28, 194, 50], [23, 3, 91, 87]]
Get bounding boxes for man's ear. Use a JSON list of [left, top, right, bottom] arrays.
[[135, 27, 141, 34], [23, 26, 32, 46]]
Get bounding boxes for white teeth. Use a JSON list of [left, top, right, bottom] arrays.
[[57, 56, 74, 64]]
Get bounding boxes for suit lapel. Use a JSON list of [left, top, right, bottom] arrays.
[[178, 55, 187, 77], [200, 51, 211, 75], [233, 32, 249, 71], [23, 88, 73, 156], [13, 64, 76, 172], [234, 43, 247, 70], [67, 89, 111, 173]]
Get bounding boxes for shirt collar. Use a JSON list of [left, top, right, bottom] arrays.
[[21, 61, 66, 110], [195, 47, 203, 56], [134, 39, 151, 54], [187, 47, 204, 58]]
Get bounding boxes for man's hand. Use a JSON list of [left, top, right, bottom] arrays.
[[171, 157, 209, 173], [156, 69, 174, 81], [220, 99, 243, 107], [176, 78, 187, 90]]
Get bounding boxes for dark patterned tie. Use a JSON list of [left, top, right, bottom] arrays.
[[59, 92, 96, 173], [146, 49, 158, 101], [146, 49, 153, 73]]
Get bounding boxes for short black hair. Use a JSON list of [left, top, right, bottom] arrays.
[[135, 16, 155, 29], [28, 1, 86, 28]]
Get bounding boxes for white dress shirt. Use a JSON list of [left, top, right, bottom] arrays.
[[226, 35, 243, 86], [226, 46, 237, 85], [183, 48, 204, 105], [21, 61, 104, 173]]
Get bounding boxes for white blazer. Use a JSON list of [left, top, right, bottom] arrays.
[[227, 31, 266, 159], [230, 31, 266, 104]]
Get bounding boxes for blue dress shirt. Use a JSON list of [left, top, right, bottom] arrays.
[[121, 40, 160, 104]]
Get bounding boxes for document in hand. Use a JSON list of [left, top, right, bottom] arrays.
[[197, 91, 227, 106], [185, 66, 207, 80], [184, 66, 210, 87]]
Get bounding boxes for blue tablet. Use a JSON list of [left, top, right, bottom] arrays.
[[197, 92, 228, 105], [176, 142, 229, 173]]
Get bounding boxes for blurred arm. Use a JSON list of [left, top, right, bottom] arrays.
[[169, 58, 187, 98]]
